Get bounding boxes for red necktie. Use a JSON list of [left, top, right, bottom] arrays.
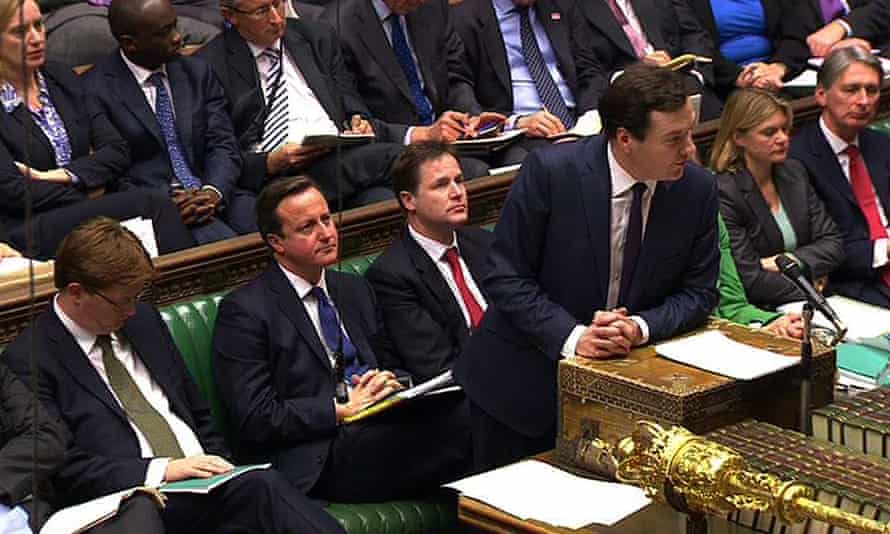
[[443, 247, 484, 328], [846, 145, 890, 287]]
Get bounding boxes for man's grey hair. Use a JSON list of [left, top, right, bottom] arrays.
[[817, 46, 883, 89]]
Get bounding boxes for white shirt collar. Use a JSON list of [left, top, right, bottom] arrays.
[[53, 294, 101, 357], [819, 115, 859, 156], [408, 224, 458, 262], [119, 50, 167, 87], [372, 0, 393, 21], [278, 262, 328, 300], [247, 38, 282, 59], [607, 141, 657, 198]]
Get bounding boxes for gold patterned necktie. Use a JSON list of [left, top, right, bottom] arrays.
[[96, 334, 184, 459]]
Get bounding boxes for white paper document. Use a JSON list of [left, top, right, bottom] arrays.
[[121, 217, 159, 258], [445, 459, 651, 529], [655, 330, 798, 380], [779, 296, 890, 349], [40, 490, 131, 534]]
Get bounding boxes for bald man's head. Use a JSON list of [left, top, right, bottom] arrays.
[[109, 0, 182, 70]]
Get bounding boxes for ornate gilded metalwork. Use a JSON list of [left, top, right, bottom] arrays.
[[576, 421, 890, 533]]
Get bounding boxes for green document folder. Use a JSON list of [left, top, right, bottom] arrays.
[[160, 463, 271, 494], [837, 343, 890, 384]]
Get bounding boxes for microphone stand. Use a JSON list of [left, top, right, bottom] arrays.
[[799, 303, 814, 435]]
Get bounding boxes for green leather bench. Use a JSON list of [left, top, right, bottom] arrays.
[[158, 253, 461, 534]]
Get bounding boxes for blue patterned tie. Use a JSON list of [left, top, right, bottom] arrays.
[[147, 72, 202, 190], [517, 7, 575, 129], [311, 286, 369, 383], [388, 15, 434, 126], [258, 48, 288, 153]]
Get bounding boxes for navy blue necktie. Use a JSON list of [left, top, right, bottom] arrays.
[[311, 286, 369, 382], [388, 15, 434, 125], [147, 72, 202, 190], [517, 7, 575, 129], [618, 183, 646, 305]]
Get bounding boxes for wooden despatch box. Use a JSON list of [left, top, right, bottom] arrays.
[[556, 319, 836, 465]]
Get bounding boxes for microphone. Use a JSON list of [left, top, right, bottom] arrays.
[[775, 254, 847, 342]]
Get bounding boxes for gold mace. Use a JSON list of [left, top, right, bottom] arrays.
[[575, 421, 890, 534]]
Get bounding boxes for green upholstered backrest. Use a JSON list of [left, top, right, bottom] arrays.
[[328, 253, 380, 276], [869, 119, 890, 136]]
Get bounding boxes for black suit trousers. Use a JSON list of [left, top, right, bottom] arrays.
[[310, 394, 472, 503], [162, 469, 344, 534]]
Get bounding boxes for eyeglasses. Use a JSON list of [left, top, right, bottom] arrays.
[[228, 0, 285, 19], [91, 288, 140, 312]]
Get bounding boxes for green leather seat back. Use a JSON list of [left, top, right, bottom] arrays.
[[329, 253, 380, 276], [870, 119, 890, 136]]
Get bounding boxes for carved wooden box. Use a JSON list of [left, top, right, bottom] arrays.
[[556, 319, 836, 465]]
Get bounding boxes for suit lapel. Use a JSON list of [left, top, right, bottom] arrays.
[[630, 181, 668, 302], [811, 125, 858, 207], [166, 61, 195, 166], [738, 170, 784, 251], [45, 73, 86, 157], [404, 230, 465, 321], [285, 32, 342, 124], [106, 53, 164, 145], [861, 132, 890, 217], [405, 10, 439, 110], [327, 273, 376, 367], [457, 230, 490, 300], [582, 0, 636, 58], [774, 164, 810, 245], [355, 2, 415, 107], [7, 105, 54, 162], [268, 266, 331, 371], [630, 0, 663, 49], [581, 137, 612, 301], [47, 310, 129, 425], [478, 1, 511, 98], [536, 1, 572, 80], [226, 28, 262, 93]]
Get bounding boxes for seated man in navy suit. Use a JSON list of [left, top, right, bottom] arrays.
[[366, 143, 494, 381], [83, 0, 256, 244], [213, 176, 471, 502], [789, 47, 890, 308], [453, 64, 720, 471], [2, 218, 345, 534]]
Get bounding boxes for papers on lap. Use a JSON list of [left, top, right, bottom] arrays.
[[160, 463, 271, 494], [655, 330, 799, 380], [300, 133, 375, 148], [446, 459, 651, 529], [342, 369, 461, 424], [452, 129, 525, 157]]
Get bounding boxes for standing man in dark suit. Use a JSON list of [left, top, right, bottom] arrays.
[[197, 0, 405, 208], [453, 65, 720, 471], [213, 177, 471, 502], [2, 217, 345, 534], [453, 0, 608, 160], [574, 0, 722, 120], [83, 0, 256, 244], [789, 47, 890, 308], [366, 143, 494, 382]]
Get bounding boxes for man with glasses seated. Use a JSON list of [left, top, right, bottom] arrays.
[[197, 0, 406, 208]]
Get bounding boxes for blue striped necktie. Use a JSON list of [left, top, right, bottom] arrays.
[[388, 15, 434, 125], [259, 47, 289, 152], [147, 72, 202, 190], [311, 286, 370, 382], [517, 7, 575, 129]]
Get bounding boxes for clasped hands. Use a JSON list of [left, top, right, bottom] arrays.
[[334, 369, 404, 422], [735, 62, 787, 92], [173, 188, 221, 226], [575, 308, 643, 360]]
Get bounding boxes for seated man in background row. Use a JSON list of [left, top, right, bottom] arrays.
[[84, 0, 257, 244], [197, 0, 404, 208], [213, 177, 471, 503], [790, 47, 890, 308], [366, 143, 493, 382], [806, 0, 887, 57], [453, 0, 609, 162], [454, 65, 719, 471], [2, 217, 344, 534]]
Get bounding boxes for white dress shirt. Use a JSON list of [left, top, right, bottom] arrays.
[[561, 142, 654, 356], [53, 297, 205, 487], [278, 264, 355, 368], [819, 116, 889, 268], [247, 39, 339, 147], [408, 224, 488, 328]]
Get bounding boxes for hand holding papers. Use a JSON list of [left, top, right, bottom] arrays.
[[446, 460, 651, 529], [655, 331, 799, 380], [342, 369, 460, 424]]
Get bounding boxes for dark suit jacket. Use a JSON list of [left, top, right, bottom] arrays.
[[0, 361, 68, 525], [213, 266, 393, 493], [453, 0, 607, 117], [790, 121, 890, 299], [687, 0, 808, 95], [2, 304, 229, 505], [844, 0, 889, 42], [322, 0, 481, 134], [366, 225, 494, 382], [293, 0, 324, 19], [82, 52, 241, 204], [453, 135, 719, 438], [577, 0, 716, 85], [797, 0, 871, 35], [717, 160, 844, 308], [196, 21, 395, 193], [0, 61, 130, 233]]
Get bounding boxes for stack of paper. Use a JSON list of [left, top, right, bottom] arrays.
[[655, 331, 798, 380], [445, 460, 651, 529]]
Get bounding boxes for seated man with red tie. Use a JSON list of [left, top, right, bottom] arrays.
[[789, 46, 890, 308], [366, 143, 494, 382], [212, 176, 472, 502]]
